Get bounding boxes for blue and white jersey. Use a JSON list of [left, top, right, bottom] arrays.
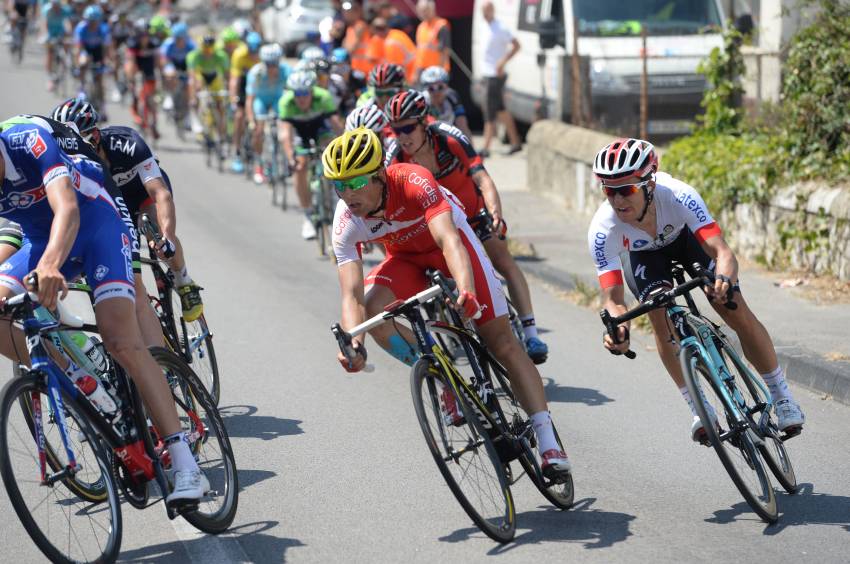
[[246, 62, 291, 106], [74, 20, 111, 49], [0, 119, 115, 239]]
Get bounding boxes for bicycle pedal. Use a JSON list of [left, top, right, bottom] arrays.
[[166, 497, 200, 515]]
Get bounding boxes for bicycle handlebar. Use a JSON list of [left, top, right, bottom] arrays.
[[3, 273, 85, 328], [599, 263, 737, 360], [139, 214, 176, 259]]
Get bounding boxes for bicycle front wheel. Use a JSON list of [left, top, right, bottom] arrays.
[[152, 348, 238, 533], [410, 358, 515, 543], [682, 349, 777, 523], [0, 372, 122, 563], [717, 342, 797, 493], [169, 288, 220, 405]]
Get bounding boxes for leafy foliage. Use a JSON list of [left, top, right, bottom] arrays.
[[665, 1, 850, 211]]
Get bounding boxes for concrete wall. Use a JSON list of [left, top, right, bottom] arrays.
[[526, 119, 850, 280]]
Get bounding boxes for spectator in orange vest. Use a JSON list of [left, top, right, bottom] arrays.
[[370, 17, 417, 84], [342, 0, 373, 75], [414, 0, 450, 79], [366, 17, 387, 66]]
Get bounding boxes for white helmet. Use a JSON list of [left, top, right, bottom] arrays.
[[287, 70, 317, 91], [259, 43, 283, 63], [300, 45, 325, 62], [592, 137, 658, 185], [345, 104, 388, 133], [420, 65, 449, 86]]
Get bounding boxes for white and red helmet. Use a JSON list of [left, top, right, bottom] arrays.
[[593, 138, 658, 185]]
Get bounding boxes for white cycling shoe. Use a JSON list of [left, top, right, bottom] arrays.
[[691, 413, 719, 443], [301, 217, 317, 240], [166, 469, 210, 504], [775, 399, 805, 432]]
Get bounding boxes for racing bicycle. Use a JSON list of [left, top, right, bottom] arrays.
[[140, 214, 220, 405], [0, 279, 238, 563], [332, 270, 574, 542], [600, 262, 798, 523]]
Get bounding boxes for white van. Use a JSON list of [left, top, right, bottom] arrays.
[[471, 0, 726, 138]]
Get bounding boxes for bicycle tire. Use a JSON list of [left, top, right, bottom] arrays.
[[14, 363, 109, 503], [168, 286, 220, 405], [486, 360, 575, 509], [682, 349, 778, 523], [0, 372, 122, 563], [150, 347, 238, 533], [716, 341, 797, 493], [410, 358, 515, 543]]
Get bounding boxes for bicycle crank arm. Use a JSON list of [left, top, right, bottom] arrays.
[[42, 464, 80, 487]]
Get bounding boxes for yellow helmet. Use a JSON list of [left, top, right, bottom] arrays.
[[322, 127, 384, 180]]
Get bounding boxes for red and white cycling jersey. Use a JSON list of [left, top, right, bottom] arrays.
[[587, 172, 722, 289], [332, 162, 508, 324]]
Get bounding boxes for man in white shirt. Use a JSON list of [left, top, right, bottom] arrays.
[[480, 0, 522, 157]]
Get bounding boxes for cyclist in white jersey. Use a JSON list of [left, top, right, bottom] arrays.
[[587, 138, 805, 441]]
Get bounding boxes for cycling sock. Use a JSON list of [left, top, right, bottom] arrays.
[[680, 386, 698, 416], [520, 315, 539, 340], [761, 366, 792, 402], [173, 265, 193, 287], [386, 334, 418, 366], [681, 385, 717, 419], [530, 411, 559, 454], [164, 431, 199, 473]]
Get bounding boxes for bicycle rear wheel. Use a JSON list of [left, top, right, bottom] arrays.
[[682, 349, 777, 522], [487, 362, 574, 509], [717, 341, 797, 493], [410, 358, 515, 543], [0, 372, 122, 563], [151, 348, 238, 533]]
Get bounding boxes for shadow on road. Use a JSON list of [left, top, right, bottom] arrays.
[[439, 497, 635, 552], [219, 404, 304, 441], [706, 483, 850, 534], [119, 520, 305, 563], [542, 378, 614, 406]]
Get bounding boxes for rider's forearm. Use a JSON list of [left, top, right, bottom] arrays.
[[475, 171, 502, 215], [714, 247, 738, 282], [151, 187, 178, 242], [441, 235, 476, 296], [340, 294, 366, 344], [40, 185, 80, 271]]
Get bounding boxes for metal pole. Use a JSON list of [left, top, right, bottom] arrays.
[[640, 25, 648, 140], [571, 17, 582, 126]]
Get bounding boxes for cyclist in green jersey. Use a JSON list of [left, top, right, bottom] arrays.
[[187, 34, 230, 144], [278, 70, 344, 240]]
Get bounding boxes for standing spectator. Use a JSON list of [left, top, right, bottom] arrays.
[[384, 16, 417, 84], [414, 0, 450, 79], [480, 0, 522, 157], [342, 0, 373, 75], [366, 16, 387, 66]]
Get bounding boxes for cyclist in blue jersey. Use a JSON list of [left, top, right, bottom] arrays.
[[160, 22, 195, 113], [0, 117, 208, 502], [43, 0, 73, 92], [245, 43, 291, 184], [73, 4, 113, 113]]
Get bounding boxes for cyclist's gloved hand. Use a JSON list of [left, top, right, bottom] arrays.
[[603, 325, 630, 354], [709, 273, 735, 305], [456, 290, 482, 321], [151, 236, 177, 259], [338, 341, 367, 373]]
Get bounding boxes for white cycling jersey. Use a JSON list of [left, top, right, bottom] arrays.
[[587, 172, 722, 289]]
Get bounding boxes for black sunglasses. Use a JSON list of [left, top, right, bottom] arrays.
[[391, 122, 420, 135]]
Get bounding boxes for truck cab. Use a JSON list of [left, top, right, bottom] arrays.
[[472, 0, 726, 139]]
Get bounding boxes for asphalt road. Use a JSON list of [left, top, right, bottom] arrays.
[[0, 42, 849, 564]]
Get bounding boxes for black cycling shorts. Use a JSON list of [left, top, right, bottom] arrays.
[[621, 227, 739, 303]]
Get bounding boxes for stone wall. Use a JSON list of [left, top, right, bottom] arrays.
[[526, 120, 850, 280]]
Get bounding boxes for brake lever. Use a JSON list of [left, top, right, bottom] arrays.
[[330, 323, 373, 372], [599, 309, 636, 359]]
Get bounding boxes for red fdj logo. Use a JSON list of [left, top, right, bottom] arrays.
[[29, 134, 47, 159]]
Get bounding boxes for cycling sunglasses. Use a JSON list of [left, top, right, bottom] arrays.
[[333, 173, 374, 193], [601, 179, 651, 197], [375, 88, 400, 98], [427, 83, 446, 92], [293, 89, 312, 97], [391, 121, 420, 135]]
